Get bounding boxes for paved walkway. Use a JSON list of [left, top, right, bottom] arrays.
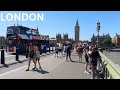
[[0, 51, 54, 68], [0, 51, 91, 79]]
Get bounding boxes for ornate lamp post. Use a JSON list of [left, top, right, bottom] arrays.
[[96, 20, 100, 48]]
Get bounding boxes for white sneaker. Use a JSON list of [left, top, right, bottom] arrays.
[[88, 69, 92, 73], [91, 77, 94, 79], [84, 70, 91, 74], [86, 71, 91, 75]]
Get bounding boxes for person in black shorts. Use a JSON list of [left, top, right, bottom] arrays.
[[26, 43, 37, 71]]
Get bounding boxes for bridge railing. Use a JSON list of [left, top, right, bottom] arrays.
[[99, 51, 120, 79]]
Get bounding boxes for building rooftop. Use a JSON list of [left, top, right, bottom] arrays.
[[50, 38, 56, 40], [92, 33, 111, 39]]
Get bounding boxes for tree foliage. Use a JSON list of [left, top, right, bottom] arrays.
[[103, 39, 112, 46]]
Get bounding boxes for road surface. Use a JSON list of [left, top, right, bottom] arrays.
[[0, 51, 91, 79]]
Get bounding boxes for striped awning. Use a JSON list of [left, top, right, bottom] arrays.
[[18, 34, 29, 39]]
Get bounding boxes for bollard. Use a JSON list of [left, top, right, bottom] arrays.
[[49, 47, 50, 53], [45, 49, 46, 54], [16, 47, 19, 61], [1, 49, 5, 64]]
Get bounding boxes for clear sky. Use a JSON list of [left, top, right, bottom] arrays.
[[0, 11, 120, 41]]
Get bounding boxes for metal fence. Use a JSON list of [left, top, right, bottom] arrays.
[[99, 51, 120, 79]]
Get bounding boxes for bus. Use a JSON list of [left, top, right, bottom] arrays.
[[6, 25, 50, 54]]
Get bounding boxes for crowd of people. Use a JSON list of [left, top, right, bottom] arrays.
[[75, 43, 102, 79], [54, 42, 102, 79], [54, 43, 74, 62], [25, 42, 102, 79]]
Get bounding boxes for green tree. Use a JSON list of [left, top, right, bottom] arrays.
[[103, 39, 112, 46], [111, 43, 115, 47]]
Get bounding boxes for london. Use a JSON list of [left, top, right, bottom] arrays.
[[0, 13, 44, 21]]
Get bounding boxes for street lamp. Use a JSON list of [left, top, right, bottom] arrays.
[[96, 20, 100, 48]]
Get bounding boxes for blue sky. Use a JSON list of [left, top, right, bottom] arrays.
[[0, 11, 120, 41]]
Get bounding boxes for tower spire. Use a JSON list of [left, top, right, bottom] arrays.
[[37, 26, 38, 31], [76, 19, 79, 26], [36, 26, 39, 35]]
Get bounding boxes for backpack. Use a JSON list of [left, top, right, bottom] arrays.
[[77, 47, 83, 53]]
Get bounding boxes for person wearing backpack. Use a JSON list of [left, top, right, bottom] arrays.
[[76, 45, 83, 63]]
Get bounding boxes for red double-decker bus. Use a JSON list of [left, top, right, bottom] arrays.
[[6, 25, 49, 54]]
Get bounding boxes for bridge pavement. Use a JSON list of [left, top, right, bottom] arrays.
[[0, 52, 91, 79]]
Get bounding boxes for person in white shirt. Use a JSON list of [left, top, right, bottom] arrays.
[[35, 46, 41, 69], [58, 43, 63, 56], [54, 45, 59, 57], [63, 45, 67, 56]]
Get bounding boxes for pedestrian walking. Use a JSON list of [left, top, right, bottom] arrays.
[[76, 45, 83, 62], [58, 43, 63, 56], [84, 44, 91, 75], [66, 44, 73, 62], [26, 44, 29, 58], [54, 45, 59, 57], [63, 45, 67, 56], [26, 43, 37, 71], [35, 46, 41, 69], [90, 46, 101, 79]]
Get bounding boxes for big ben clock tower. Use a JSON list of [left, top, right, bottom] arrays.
[[75, 19, 80, 43]]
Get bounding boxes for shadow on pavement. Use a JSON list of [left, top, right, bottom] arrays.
[[0, 64, 9, 68], [34, 68, 49, 74], [66, 60, 86, 64], [0, 59, 27, 68], [8, 59, 27, 66], [57, 56, 64, 59]]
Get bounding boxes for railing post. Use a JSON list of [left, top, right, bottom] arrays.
[[105, 68, 108, 79]]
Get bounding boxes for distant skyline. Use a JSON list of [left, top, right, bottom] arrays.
[[0, 11, 120, 41]]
